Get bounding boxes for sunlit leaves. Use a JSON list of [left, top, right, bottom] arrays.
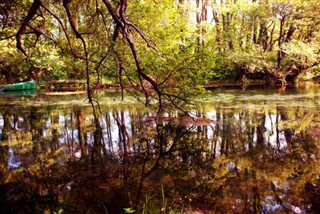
[[2, 131, 33, 149], [29, 42, 67, 79], [208, 155, 229, 190], [281, 40, 319, 67], [280, 107, 318, 134]]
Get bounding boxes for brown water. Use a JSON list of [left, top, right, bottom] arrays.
[[0, 86, 320, 213]]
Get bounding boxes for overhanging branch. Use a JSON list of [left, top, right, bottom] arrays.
[[16, 0, 41, 57]]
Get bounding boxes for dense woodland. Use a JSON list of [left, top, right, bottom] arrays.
[[1, 0, 320, 93]]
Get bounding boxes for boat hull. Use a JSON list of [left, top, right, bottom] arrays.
[[0, 81, 37, 92]]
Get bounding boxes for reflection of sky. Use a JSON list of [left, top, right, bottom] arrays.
[[1, 87, 318, 171], [15, 116, 24, 130], [0, 107, 299, 170], [51, 111, 136, 155], [265, 113, 287, 150], [263, 195, 305, 213], [205, 110, 217, 139], [0, 115, 3, 135], [205, 110, 288, 155], [8, 148, 21, 169]]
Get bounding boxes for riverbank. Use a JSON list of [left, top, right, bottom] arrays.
[[41, 79, 320, 92]]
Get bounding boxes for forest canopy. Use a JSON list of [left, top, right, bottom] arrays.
[[1, 0, 320, 94]]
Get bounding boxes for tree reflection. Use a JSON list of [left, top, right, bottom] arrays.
[[0, 93, 320, 213]]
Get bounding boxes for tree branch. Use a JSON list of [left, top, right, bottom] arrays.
[[38, 1, 74, 53], [16, 0, 41, 57], [62, 0, 93, 108]]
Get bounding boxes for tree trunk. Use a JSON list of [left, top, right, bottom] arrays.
[[277, 16, 286, 68]]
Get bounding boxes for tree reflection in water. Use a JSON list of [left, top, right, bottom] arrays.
[[0, 90, 320, 213]]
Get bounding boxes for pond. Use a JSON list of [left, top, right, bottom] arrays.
[[0, 86, 320, 214]]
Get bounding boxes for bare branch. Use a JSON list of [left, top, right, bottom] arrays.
[[38, 1, 73, 51], [101, 0, 193, 112], [62, 0, 93, 109], [0, 34, 17, 40], [26, 22, 62, 49], [125, 21, 157, 51]]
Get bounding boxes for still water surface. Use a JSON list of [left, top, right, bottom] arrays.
[[0, 87, 320, 213]]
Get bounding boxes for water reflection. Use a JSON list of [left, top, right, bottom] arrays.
[[0, 87, 320, 213]]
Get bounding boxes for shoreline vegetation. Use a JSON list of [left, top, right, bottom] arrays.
[[40, 78, 320, 92]]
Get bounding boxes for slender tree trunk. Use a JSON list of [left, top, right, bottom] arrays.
[[277, 16, 286, 68]]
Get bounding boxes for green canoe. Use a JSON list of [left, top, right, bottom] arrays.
[[0, 81, 37, 92]]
